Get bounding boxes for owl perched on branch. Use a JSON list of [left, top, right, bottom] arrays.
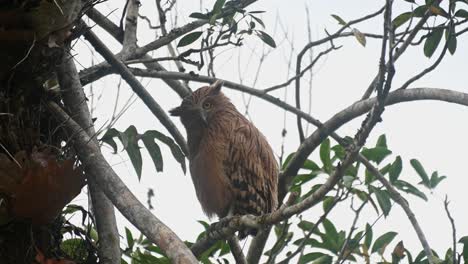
[[170, 80, 278, 238]]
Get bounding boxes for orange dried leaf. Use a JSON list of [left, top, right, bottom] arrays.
[[11, 150, 86, 225]]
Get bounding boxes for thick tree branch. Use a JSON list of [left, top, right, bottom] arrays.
[[47, 102, 198, 264], [227, 236, 247, 264], [56, 52, 121, 264], [86, 8, 123, 41], [83, 29, 189, 156], [122, 0, 139, 52]]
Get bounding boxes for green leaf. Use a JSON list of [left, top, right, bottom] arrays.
[[361, 147, 392, 164], [371, 231, 398, 254], [125, 227, 134, 249], [282, 152, 295, 169], [331, 145, 345, 160], [373, 188, 392, 217], [322, 196, 335, 212], [331, 14, 346, 25], [303, 159, 320, 171], [299, 253, 332, 264], [424, 27, 444, 58], [256, 30, 276, 48], [212, 0, 226, 14], [455, 9, 468, 18], [389, 156, 403, 183], [144, 130, 186, 174], [352, 28, 366, 47], [445, 26, 457, 55], [343, 175, 354, 188], [141, 134, 163, 172], [250, 15, 265, 28], [322, 218, 339, 242], [298, 220, 316, 232], [413, 5, 428, 17], [459, 236, 468, 262], [189, 12, 209, 19], [394, 180, 428, 201], [292, 172, 319, 187], [177, 31, 203, 47], [410, 159, 431, 187], [218, 240, 230, 256], [100, 128, 121, 153], [364, 223, 373, 249], [209, 12, 220, 25], [124, 126, 142, 179], [392, 12, 412, 28], [320, 138, 332, 173], [376, 134, 387, 148], [430, 171, 447, 189]]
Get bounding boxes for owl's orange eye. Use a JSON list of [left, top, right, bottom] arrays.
[[203, 102, 212, 109]]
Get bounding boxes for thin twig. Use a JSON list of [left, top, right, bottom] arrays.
[[335, 199, 368, 264], [264, 45, 339, 93], [82, 27, 189, 156], [444, 196, 457, 264]]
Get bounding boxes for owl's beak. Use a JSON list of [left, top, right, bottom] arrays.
[[169, 106, 182, 116], [200, 109, 208, 125]]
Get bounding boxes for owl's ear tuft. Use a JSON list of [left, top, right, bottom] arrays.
[[210, 80, 224, 95]]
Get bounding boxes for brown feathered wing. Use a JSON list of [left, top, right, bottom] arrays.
[[223, 115, 278, 237]]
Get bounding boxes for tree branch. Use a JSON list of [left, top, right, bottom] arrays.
[[84, 8, 191, 97], [82, 28, 189, 156], [359, 154, 435, 263], [228, 236, 247, 264], [444, 196, 457, 264], [361, 10, 432, 99], [122, 0, 139, 52], [47, 101, 198, 264], [56, 52, 121, 264]]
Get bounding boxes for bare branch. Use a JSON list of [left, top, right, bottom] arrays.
[[86, 7, 123, 41], [445, 196, 457, 264], [336, 200, 367, 264], [228, 236, 247, 264], [156, 0, 185, 72], [83, 28, 189, 155], [361, 10, 432, 99], [361, 155, 435, 263], [295, 5, 386, 142], [399, 17, 453, 90], [122, 0, 139, 52], [56, 52, 121, 264], [47, 101, 198, 263], [264, 44, 339, 93]]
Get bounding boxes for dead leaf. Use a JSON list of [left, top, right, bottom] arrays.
[[0, 149, 86, 225], [352, 28, 366, 47], [392, 240, 405, 258]]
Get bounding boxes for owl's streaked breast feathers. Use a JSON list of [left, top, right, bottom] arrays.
[[169, 80, 278, 238]]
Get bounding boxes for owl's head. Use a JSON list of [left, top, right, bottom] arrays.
[[169, 80, 229, 127]]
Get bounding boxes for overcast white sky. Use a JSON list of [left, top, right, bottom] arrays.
[[75, 0, 468, 262]]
